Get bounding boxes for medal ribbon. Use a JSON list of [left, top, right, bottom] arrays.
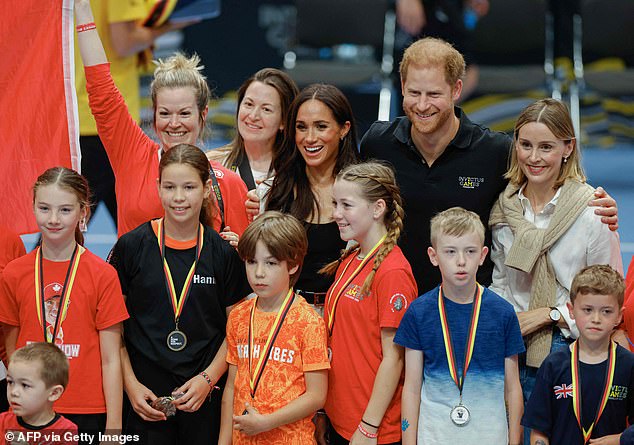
[[324, 235, 386, 336], [248, 289, 295, 398], [156, 218, 204, 328], [570, 340, 617, 444], [438, 284, 483, 395], [34, 244, 83, 343]]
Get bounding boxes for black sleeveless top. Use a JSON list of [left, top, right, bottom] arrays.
[[296, 221, 346, 293]]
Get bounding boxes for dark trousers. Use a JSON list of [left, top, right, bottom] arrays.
[[60, 413, 106, 445], [80, 135, 118, 228], [125, 394, 221, 445]]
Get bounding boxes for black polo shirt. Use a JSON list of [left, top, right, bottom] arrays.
[[360, 107, 511, 294]]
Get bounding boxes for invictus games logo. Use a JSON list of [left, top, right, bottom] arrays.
[[610, 385, 628, 401], [459, 176, 485, 189]]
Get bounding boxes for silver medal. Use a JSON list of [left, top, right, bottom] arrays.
[[450, 403, 470, 426]]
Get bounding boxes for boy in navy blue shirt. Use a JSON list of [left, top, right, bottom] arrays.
[[395, 207, 524, 444], [523, 265, 634, 444]]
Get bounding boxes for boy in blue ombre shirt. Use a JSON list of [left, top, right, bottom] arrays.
[[395, 207, 524, 445]]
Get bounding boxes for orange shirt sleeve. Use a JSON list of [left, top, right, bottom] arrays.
[[301, 313, 329, 372], [85, 63, 156, 173]]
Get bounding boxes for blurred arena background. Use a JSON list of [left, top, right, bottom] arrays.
[[23, 0, 633, 269]]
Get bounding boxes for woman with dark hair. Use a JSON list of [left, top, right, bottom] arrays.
[[207, 68, 299, 190], [257, 84, 359, 310]]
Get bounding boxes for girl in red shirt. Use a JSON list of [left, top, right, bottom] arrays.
[[321, 161, 418, 444], [0, 167, 128, 435]]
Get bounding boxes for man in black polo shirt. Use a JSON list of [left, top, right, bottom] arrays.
[[360, 37, 617, 294]]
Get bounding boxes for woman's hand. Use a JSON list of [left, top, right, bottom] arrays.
[[232, 403, 272, 436], [245, 189, 261, 222], [125, 380, 166, 421], [173, 374, 211, 413], [589, 186, 618, 231], [219, 226, 239, 248], [517, 307, 552, 336]]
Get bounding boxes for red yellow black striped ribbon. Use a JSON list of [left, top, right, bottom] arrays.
[[34, 244, 84, 343], [248, 289, 295, 399], [324, 235, 386, 336], [157, 218, 204, 327], [142, 0, 179, 27], [438, 284, 483, 393], [570, 339, 616, 444]]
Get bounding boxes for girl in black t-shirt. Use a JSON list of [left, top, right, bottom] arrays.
[[110, 144, 250, 444]]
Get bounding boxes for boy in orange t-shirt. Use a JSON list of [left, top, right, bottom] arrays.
[[219, 211, 329, 445]]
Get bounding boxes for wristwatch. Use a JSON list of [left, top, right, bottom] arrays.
[[549, 307, 561, 324]]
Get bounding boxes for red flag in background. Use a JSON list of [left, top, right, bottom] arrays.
[[0, 0, 80, 234]]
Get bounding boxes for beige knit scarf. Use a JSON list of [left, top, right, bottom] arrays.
[[489, 179, 595, 367]]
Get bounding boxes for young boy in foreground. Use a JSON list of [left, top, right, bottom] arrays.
[[395, 207, 524, 444], [0, 342, 77, 440], [523, 264, 634, 445], [219, 211, 329, 444]]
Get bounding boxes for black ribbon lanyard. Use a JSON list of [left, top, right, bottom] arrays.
[[233, 154, 256, 191]]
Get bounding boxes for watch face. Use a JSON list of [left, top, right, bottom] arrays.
[[550, 309, 561, 322]]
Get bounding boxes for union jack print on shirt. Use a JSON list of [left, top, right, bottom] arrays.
[[554, 383, 573, 399]]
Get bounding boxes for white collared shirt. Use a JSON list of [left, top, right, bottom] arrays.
[[490, 186, 623, 338]]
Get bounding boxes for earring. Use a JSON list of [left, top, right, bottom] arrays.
[[79, 218, 87, 233], [563, 157, 568, 164]]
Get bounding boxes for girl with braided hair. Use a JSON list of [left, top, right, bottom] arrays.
[[320, 161, 418, 445]]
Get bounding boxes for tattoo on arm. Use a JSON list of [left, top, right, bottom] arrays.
[[401, 419, 410, 431]]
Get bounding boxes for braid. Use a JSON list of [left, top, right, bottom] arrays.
[[319, 243, 359, 276], [359, 183, 404, 295]]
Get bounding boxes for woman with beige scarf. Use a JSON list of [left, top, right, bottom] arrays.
[[488, 99, 622, 428]]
